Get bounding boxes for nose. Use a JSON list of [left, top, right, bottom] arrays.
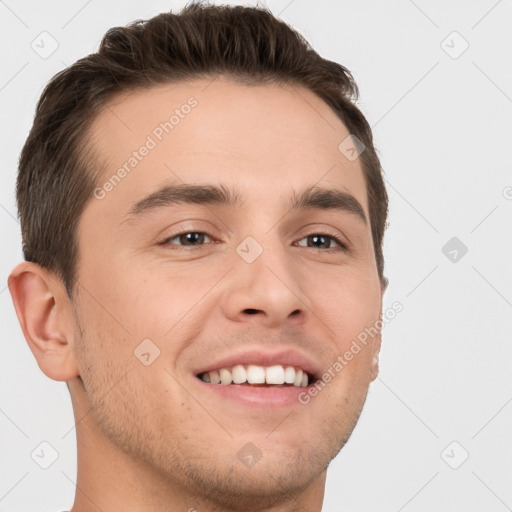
[[221, 241, 308, 328]]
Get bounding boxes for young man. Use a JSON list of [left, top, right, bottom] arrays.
[[9, 3, 388, 511]]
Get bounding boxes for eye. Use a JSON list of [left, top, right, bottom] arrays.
[[158, 231, 347, 252], [296, 233, 347, 251], [159, 231, 214, 248]]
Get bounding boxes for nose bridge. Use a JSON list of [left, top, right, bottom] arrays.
[[221, 232, 307, 327]]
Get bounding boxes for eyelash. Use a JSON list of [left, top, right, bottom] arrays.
[[158, 231, 348, 253]]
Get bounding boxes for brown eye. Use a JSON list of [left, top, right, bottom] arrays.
[[296, 234, 346, 251], [160, 232, 213, 247]]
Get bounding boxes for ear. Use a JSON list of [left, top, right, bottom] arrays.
[[369, 336, 381, 382], [370, 276, 388, 381], [380, 275, 389, 295], [8, 262, 80, 381]]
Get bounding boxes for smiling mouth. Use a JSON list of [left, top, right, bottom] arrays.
[[197, 364, 310, 387]]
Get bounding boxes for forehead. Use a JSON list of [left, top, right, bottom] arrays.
[[86, 77, 368, 219]]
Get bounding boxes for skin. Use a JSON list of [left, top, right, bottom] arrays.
[[9, 77, 385, 512]]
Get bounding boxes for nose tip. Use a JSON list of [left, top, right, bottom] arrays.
[[222, 267, 307, 327]]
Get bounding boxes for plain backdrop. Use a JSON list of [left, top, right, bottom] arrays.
[[1, 1, 511, 511]]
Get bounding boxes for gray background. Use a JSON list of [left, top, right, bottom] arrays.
[[1, 1, 511, 510]]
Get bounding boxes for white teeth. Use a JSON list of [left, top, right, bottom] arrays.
[[219, 368, 232, 385], [266, 365, 285, 385], [202, 364, 310, 387], [247, 365, 266, 384], [232, 364, 247, 384], [284, 366, 295, 384], [209, 369, 220, 384]]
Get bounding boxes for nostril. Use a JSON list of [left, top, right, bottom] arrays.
[[244, 309, 260, 315]]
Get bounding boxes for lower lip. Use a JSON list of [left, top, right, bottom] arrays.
[[194, 378, 311, 408]]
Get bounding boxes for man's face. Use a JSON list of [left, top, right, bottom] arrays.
[[71, 77, 383, 504]]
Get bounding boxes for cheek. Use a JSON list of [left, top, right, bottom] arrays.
[[73, 300, 181, 419], [78, 254, 201, 338], [305, 266, 382, 341], [303, 268, 381, 389]]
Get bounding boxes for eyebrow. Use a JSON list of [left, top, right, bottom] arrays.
[[122, 183, 368, 225]]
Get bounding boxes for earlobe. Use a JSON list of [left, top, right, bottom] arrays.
[[371, 283, 387, 382], [370, 355, 379, 381], [370, 327, 382, 382], [8, 262, 80, 381]]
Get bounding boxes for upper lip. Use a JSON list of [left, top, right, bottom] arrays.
[[193, 348, 322, 380]]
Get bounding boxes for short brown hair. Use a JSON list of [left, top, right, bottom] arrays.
[[17, 2, 388, 298]]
